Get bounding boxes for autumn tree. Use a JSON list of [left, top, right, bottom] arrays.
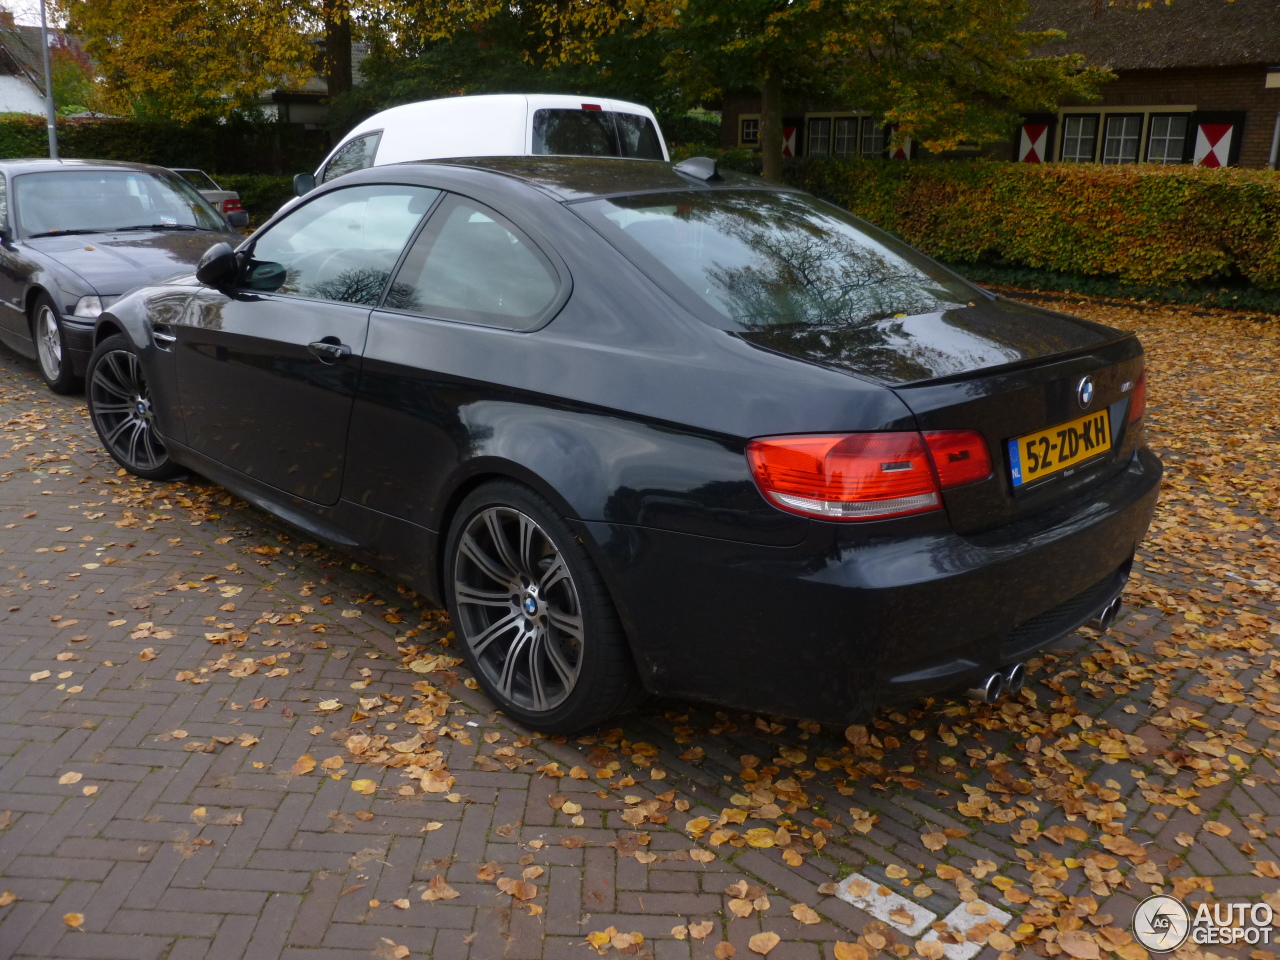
[[395, 0, 1111, 180], [55, 0, 315, 120]]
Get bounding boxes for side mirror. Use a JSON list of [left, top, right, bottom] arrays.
[[195, 242, 238, 287], [293, 172, 316, 197], [226, 210, 250, 229], [243, 260, 286, 292]]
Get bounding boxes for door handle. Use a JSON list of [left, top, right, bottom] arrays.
[[307, 339, 351, 363]]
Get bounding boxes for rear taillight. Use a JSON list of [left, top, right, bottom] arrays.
[[923, 430, 993, 488], [748, 430, 994, 522], [223, 198, 243, 213], [1128, 372, 1146, 422], [747, 432, 940, 521]]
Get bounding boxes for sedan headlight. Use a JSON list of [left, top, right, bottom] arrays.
[[72, 295, 103, 319]]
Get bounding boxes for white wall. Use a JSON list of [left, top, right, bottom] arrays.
[[0, 75, 45, 115]]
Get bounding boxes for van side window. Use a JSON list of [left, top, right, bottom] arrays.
[[384, 194, 560, 330], [614, 113, 664, 159], [322, 132, 381, 183]]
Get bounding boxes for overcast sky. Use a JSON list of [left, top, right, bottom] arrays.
[[1, 1, 60, 28]]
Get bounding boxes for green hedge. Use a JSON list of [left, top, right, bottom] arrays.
[[216, 174, 295, 223], [0, 115, 328, 175], [785, 158, 1280, 289]]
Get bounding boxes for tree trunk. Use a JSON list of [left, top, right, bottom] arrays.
[[759, 63, 784, 182], [323, 0, 352, 101]]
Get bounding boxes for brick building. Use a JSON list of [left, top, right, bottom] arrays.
[[720, 0, 1280, 169]]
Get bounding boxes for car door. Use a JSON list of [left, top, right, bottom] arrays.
[[172, 182, 439, 505], [344, 191, 567, 525], [0, 172, 29, 340]]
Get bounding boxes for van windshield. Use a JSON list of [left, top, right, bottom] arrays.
[[532, 110, 663, 160]]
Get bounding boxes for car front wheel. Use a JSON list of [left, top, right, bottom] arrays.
[[444, 481, 639, 732], [86, 334, 182, 480], [32, 293, 81, 394]]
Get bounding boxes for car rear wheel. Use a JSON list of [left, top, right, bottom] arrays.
[[86, 334, 181, 480], [444, 481, 639, 732], [32, 294, 81, 394]]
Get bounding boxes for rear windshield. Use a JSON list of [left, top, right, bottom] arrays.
[[532, 109, 663, 160], [174, 169, 220, 191], [574, 190, 976, 331]]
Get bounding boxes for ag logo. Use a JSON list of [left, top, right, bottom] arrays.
[[1133, 895, 1190, 952]]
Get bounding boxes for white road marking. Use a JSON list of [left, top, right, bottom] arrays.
[[919, 901, 1014, 960], [836, 873, 938, 937]]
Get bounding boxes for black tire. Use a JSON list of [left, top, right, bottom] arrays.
[[444, 480, 640, 732], [86, 334, 182, 481], [31, 292, 82, 394]]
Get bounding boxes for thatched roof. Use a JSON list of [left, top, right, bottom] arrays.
[[1024, 0, 1280, 71]]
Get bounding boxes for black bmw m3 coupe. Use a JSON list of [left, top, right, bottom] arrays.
[[83, 156, 1161, 731]]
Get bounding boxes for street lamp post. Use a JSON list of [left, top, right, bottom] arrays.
[[38, 0, 57, 160]]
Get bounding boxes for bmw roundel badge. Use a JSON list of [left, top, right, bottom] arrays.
[[1077, 375, 1095, 409]]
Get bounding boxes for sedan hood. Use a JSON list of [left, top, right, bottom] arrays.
[[26, 229, 239, 295], [734, 296, 1125, 385]]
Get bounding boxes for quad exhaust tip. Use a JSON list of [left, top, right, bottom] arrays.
[[966, 662, 1027, 704], [1087, 595, 1124, 633]]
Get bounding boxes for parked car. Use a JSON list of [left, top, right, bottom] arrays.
[[170, 168, 247, 222], [0, 159, 246, 393], [291, 94, 667, 202], [85, 156, 1160, 732]]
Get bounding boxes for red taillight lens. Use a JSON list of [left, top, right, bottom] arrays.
[[923, 430, 992, 489], [1128, 372, 1146, 423], [746, 432, 942, 521], [223, 198, 243, 213]]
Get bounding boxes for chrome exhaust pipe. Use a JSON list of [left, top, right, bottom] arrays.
[[1087, 595, 1123, 633], [966, 672, 1004, 704], [1001, 661, 1026, 696]]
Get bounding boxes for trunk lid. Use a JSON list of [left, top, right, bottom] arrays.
[[740, 295, 1146, 534]]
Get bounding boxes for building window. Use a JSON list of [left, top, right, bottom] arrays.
[[859, 117, 885, 157], [1060, 115, 1099, 162], [829, 118, 855, 157], [808, 118, 830, 156], [1146, 115, 1189, 164], [740, 118, 759, 145], [1101, 115, 1143, 164]]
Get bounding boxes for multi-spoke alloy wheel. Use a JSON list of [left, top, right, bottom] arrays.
[[31, 294, 80, 393], [86, 335, 180, 480], [453, 506, 584, 713], [35, 304, 62, 381], [445, 482, 639, 731]]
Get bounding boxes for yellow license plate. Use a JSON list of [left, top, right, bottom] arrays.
[[1008, 409, 1111, 487]]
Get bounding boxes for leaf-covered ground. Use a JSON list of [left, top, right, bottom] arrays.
[[0, 294, 1276, 960]]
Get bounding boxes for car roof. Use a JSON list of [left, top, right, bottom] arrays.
[[0, 158, 176, 175], [395, 155, 778, 202]]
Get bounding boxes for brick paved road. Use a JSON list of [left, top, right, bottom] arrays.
[[0, 297, 1277, 960]]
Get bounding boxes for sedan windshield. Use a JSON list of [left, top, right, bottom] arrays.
[[15, 169, 224, 238], [575, 190, 977, 330]]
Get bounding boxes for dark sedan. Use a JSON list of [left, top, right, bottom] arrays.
[[83, 157, 1161, 732], [0, 159, 246, 393]]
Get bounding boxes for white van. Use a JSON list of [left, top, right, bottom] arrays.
[[294, 93, 668, 197]]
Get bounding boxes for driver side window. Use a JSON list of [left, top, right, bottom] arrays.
[[244, 184, 438, 306]]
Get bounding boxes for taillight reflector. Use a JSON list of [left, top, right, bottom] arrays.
[[223, 198, 243, 212], [581, 103, 602, 111], [747, 432, 941, 521], [1128, 372, 1146, 422], [923, 430, 992, 488]]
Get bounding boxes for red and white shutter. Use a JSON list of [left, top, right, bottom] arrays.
[[887, 124, 911, 160], [1018, 123, 1049, 162], [1192, 123, 1233, 167], [782, 125, 797, 158], [1189, 113, 1244, 167]]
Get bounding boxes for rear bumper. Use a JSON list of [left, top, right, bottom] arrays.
[[582, 445, 1162, 724]]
